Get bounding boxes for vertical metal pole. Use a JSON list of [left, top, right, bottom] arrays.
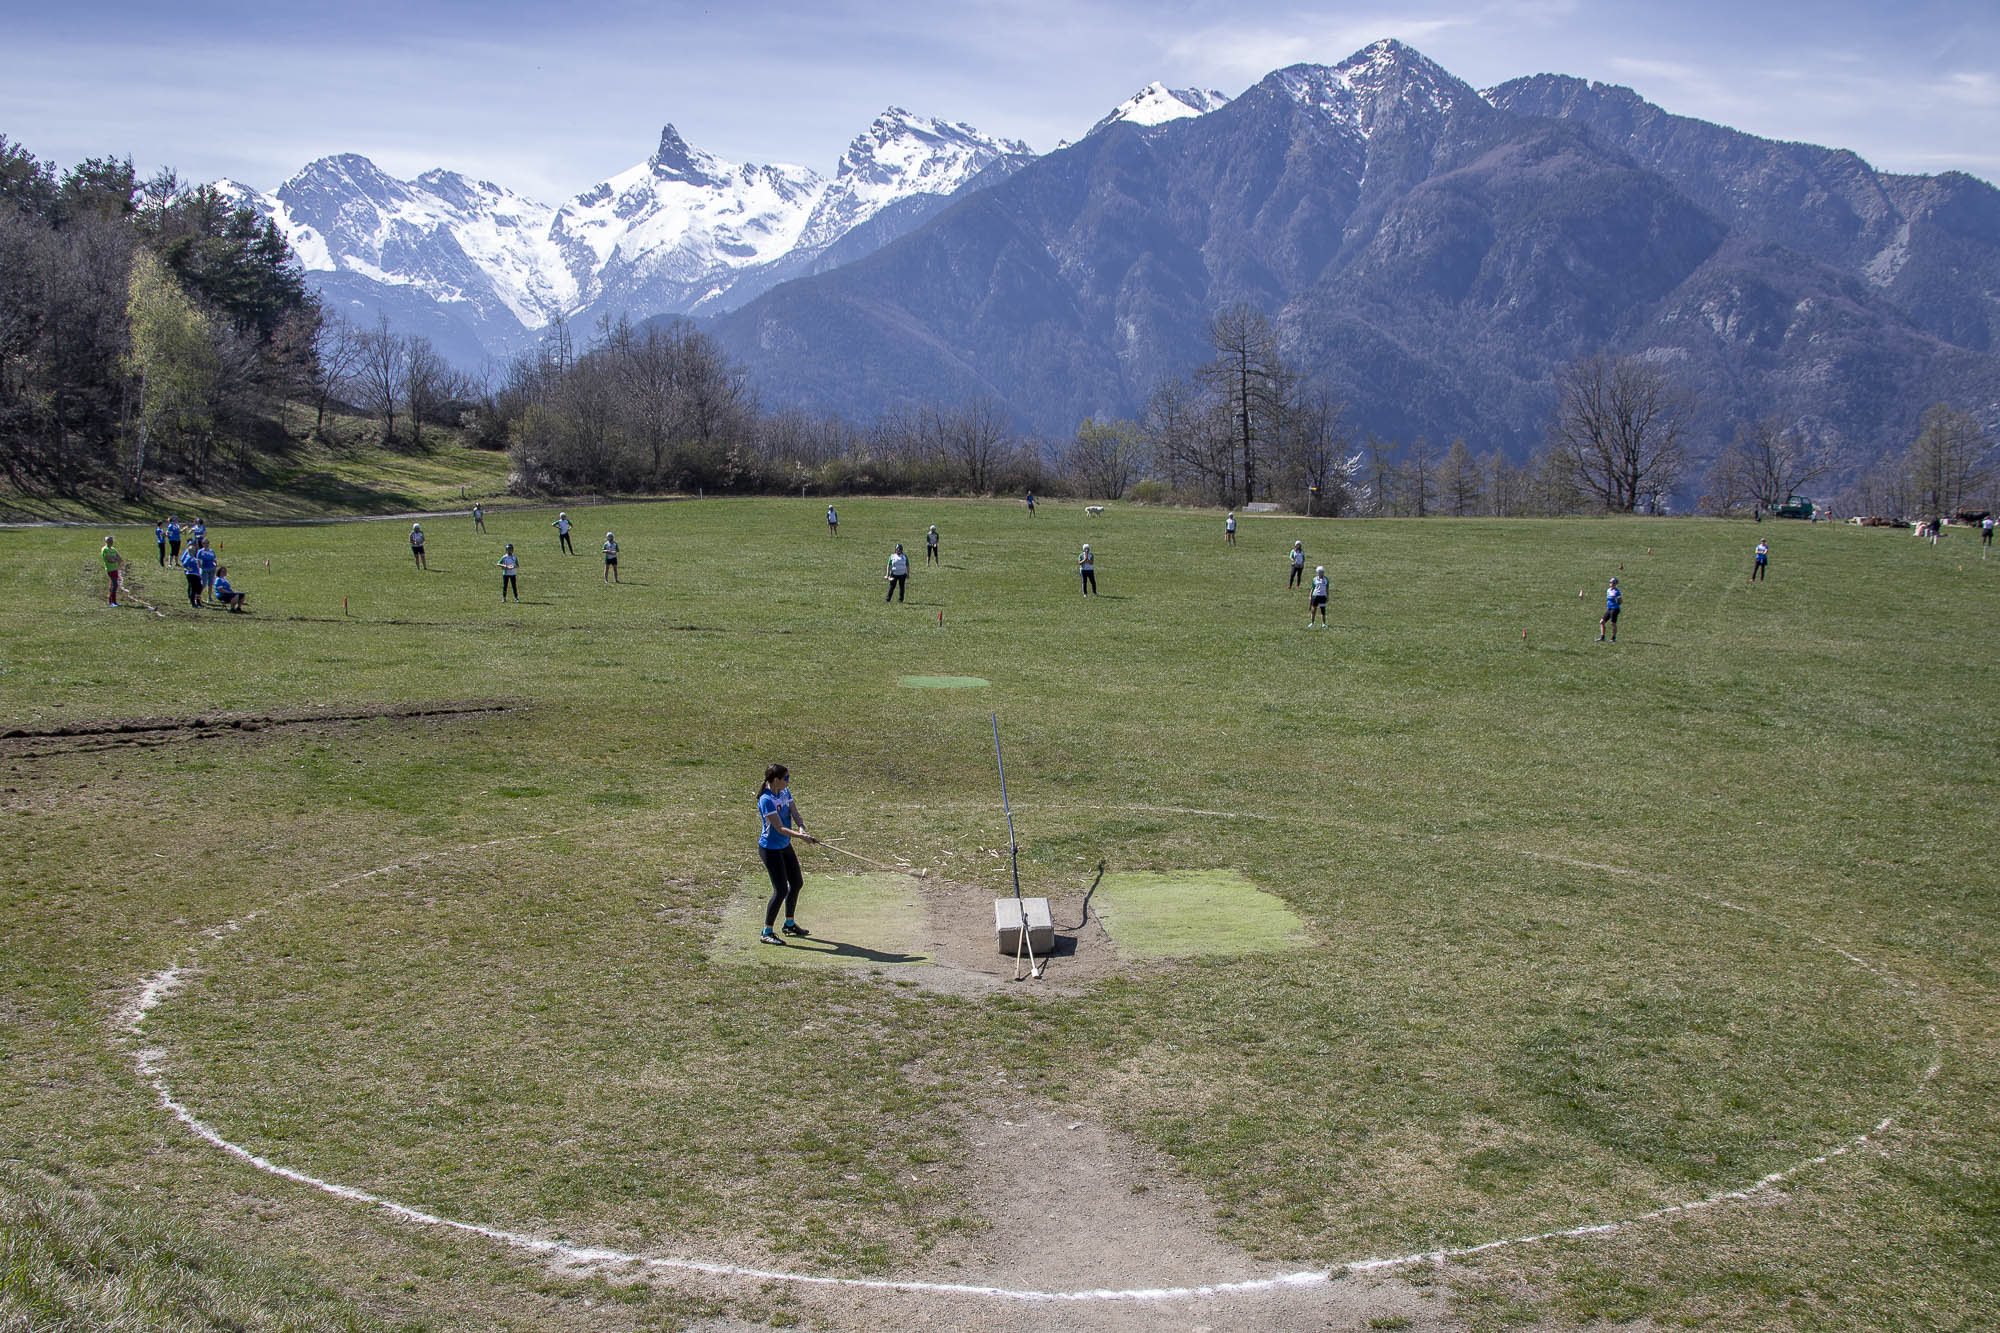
[[991, 713, 1022, 902]]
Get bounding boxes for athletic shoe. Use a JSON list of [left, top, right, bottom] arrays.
[[760, 930, 783, 945], [1596, 635, 1605, 641], [781, 922, 811, 937]]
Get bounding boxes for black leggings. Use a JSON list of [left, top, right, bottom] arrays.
[[559, 532, 574, 553], [1080, 569, 1096, 594], [886, 574, 906, 601], [501, 574, 518, 600], [761, 844, 803, 926], [186, 572, 203, 608], [1289, 565, 1303, 587]]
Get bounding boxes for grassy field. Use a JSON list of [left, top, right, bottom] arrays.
[[1, 498, 1994, 1332]]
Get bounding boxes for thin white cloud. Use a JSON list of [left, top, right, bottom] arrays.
[[1940, 70, 2000, 106]]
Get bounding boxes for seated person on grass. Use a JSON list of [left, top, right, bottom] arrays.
[[212, 566, 247, 612]]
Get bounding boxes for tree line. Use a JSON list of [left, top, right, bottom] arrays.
[[476, 294, 1996, 517], [0, 138, 320, 494]]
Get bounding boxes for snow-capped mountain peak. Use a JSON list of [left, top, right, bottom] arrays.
[[223, 110, 1033, 360], [1268, 37, 1485, 142], [1089, 82, 1233, 136], [649, 124, 725, 187], [216, 158, 570, 325], [793, 108, 1032, 254]]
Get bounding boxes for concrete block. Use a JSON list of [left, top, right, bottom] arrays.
[[995, 896, 1055, 955]]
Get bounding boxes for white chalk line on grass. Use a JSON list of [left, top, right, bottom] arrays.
[[115, 816, 1945, 1304]]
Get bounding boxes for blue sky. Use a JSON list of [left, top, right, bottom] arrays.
[[4, 1, 1995, 200]]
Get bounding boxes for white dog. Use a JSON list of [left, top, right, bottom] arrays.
[[1084, 505, 1105, 516]]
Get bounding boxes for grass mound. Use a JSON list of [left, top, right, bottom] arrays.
[[1092, 869, 1312, 958], [715, 871, 932, 966]]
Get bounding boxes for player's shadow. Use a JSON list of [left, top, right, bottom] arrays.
[[789, 937, 926, 964]]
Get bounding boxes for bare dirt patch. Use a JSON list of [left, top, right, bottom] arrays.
[[0, 700, 514, 759], [902, 872, 1125, 996]]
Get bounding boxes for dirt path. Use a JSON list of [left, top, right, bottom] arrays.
[[649, 1099, 1454, 1332]]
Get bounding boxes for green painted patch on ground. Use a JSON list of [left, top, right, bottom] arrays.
[[897, 675, 990, 688], [715, 871, 931, 967], [1093, 870, 1312, 959]]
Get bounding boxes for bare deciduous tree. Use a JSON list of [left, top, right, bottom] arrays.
[[1066, 416, 1144, 499], [1709, 416, 1825, 514], [1401, 436, 1437, 517], [948, 397, 1011, 494], [1550, 353, 1692, 512], [1284, 389, 1359, 515], [1439, 437, 1481, 516], [1905, 403, 1990, 524], [1144, 376, 1231, 502], [355, 316, 405, 444], [1482, 449, 1526, 516], [403, 335, 450, 450], [1199, 302, 1284, 505]]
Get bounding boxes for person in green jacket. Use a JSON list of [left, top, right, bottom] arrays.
[[100, 536, 124, 606]]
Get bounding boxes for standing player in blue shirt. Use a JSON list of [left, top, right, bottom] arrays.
[[179, 542, 202, 609], [196, 540, 218, 601], [756, 763, 818, 944], [165, 516, 182, 563], [155, 522, 167, 565], [1597, 577, 1621, 642], [1751, 540, 1769, 581]]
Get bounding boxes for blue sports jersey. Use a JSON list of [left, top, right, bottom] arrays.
[[758, 788, 798, 850], [198, 547, 217, 572], [180, 549, 199, 575], [1606, 586, 1621, 612]]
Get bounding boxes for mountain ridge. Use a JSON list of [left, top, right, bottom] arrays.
[[702, 40, 2000, 492], [221, 108, 1042, 366]]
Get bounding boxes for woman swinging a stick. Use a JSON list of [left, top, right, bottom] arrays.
[[756, 763, 819, 945]]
